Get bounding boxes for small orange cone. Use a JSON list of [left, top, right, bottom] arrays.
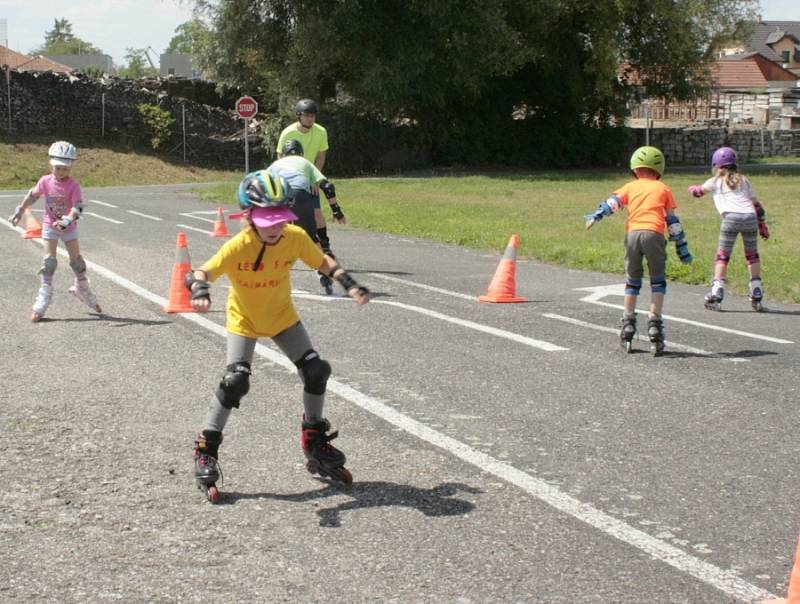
[[21, 208, 42, 239], [762, 534, 800, 604], [479, 234, 527, 303], [163, 232, 195, 313], [211, 207, 230, 237]]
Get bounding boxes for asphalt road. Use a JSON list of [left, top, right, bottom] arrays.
[[1, 184, 798, 603]]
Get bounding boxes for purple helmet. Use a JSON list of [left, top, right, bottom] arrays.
[[711, 147, 737, 169]]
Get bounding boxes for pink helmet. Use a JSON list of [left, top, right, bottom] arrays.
[[711, 146, 737, 169]]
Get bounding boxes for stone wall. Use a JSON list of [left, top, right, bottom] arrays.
[[634, 125, 800, 163], [0, 71, 264, 168]]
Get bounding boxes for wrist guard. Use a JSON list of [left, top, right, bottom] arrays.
[[330, 203, 345, 220], [184, 271, 211, 300], [319, 179, 336, 200], [332, 267, 368, 296]]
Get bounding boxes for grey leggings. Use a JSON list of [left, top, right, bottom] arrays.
[[716, 213, 759, 266], [203, 322, 325, 432]]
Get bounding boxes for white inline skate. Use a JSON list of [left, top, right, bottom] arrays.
[[31, 283, 53, 322], [69, 278, 102, 313]]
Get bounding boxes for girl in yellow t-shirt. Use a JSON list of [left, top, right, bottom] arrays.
[[186, 169, 369, 503]]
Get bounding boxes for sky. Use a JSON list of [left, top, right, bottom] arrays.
[[0, 1, 194, 66], [1, 0, 800, 67]]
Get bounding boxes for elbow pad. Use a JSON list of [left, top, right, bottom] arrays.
[[319, 179, 336, 200]]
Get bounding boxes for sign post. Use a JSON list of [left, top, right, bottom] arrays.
[[235, 96, 258, 173]]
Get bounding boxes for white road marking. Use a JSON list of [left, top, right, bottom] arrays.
[[576, 285, 794, 344], [543, 313, 748, 362], [0, 194, 19, 198], [1, 216, 779, 601], [367, 272, 477, 300], [176, 223, 213, 235], [88, 199, 118, 208], [291, 291, 567, 351], [84, 211, 123, 224], [179, 211, 216, 224], [127, 210, 163, 221]]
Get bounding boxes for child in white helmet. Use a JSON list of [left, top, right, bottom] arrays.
[[9, 141, 101, 321]]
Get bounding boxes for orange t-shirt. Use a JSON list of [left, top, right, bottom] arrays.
[[613, 179, 677, 233]]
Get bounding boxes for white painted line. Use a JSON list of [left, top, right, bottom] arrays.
[[177, 223, 213, 235], [291, 292, 567, 352], [127, 210, 163, 221], [543, 313, 748, 362], [367, 272, 476, 301], [576, 285, 794, 345], [179, 211, 216, 224], [0, 194, 19, 198], [84, 211, 123, 224], [2, 216, 778, 601], [89, 199, 118, 208]]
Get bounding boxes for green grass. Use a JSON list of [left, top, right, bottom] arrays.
[[4, 138, 798, 303]]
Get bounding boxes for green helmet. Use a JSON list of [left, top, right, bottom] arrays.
[[629, 146, 665, 176]]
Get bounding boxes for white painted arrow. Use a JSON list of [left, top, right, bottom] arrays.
[[575, 284, 793, 344]]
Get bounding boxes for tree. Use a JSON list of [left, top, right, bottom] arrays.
[[166, 18, 210, 54], [118, 48, 159, 79], [32, 18, 104, 56]]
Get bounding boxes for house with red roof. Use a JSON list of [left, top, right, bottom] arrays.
[[0, 45, 72, 74]]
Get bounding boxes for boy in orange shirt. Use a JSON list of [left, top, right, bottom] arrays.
[[584, 146, 692, 356]]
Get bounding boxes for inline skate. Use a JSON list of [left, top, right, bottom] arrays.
[[31, 283, 53, 322], [749, 278, 764, 312], [703, 279, 724, 311], [193, 430, 223, 503], [69, 277, 102, 313], [301, 418, 352, 486], [619, 314, 637, 353], [647, 315, 665, 357]]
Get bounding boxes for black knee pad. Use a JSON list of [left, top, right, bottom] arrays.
[[295, 350, 331, 395], [216, 362, 251, 409]]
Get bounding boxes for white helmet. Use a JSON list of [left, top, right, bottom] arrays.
[[48, 141, 78, 167]]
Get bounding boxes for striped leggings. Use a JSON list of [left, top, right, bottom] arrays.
[[715, 213, 759, 266]]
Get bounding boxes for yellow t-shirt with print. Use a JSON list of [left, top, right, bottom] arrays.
[[202, 225, 324, 338]]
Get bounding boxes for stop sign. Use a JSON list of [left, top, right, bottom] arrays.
[[235, 96, 258, 119]]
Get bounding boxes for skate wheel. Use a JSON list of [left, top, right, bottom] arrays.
[[333, 467, 353, 486], [305, 459, 321, 475], [31, 313, 42, 322], [206, 485, 221, 504], [752, 302, 763, 312], [624, 340, 633, 353]]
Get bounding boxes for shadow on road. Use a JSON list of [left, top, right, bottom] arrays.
[[223, 480, 483, 528], [655, 349, 778, 360], [32, 313, 172, 327]]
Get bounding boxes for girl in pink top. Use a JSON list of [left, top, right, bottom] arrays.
[[9, 141, 102, 321]]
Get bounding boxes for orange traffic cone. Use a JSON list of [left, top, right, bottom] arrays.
[[478, 234, 527, 303], [163, 232, 195, 313], [212, 207, 230, 237], [762, 534, 800, 604], [21, 208, 42, 239]]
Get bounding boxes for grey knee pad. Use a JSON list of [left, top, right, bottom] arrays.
[[215, 362, 251, 409], [70, 256, 87, 275], [38, 256, 57, 276], [295, 350, 331, 395]]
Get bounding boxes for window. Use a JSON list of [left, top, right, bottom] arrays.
[[781, 50, 791, 63]]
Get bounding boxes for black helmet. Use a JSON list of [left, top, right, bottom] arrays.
[[295, 98, 318, 116], [282, 139, 304, 157]]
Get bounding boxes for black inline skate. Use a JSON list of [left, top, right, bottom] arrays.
[[647, 315, 665, 357], [619, 313, 637, 353], [749, 278, 764, 312], [193, 430, 223, 503], [301, 418, 352, 486]]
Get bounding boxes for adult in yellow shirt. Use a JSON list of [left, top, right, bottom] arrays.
[[186, 169, 369, 503], [584, 146, 693, 356], [276, 99, 337, 267]]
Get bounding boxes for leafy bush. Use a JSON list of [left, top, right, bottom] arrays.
[[137, 103, 175, 150]]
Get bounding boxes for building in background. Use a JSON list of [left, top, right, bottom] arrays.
[[1, 45, 72, 74], [46, 54, 113, 74], [160, 53, 201, 78]]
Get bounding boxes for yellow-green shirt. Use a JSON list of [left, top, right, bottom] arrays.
[[276, 122, 329, 163], [202, 225, 324, 338]]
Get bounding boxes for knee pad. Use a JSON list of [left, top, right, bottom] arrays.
[[745, 250, 760, 266], [295, 350, 331, 395], [38, 256, 57, 276], [714, 250, 731, 266], [624, 277, 642, 296], [70, 256, 87, 274], [215, 362, 251, 409], [650, 275, 667, 294]]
